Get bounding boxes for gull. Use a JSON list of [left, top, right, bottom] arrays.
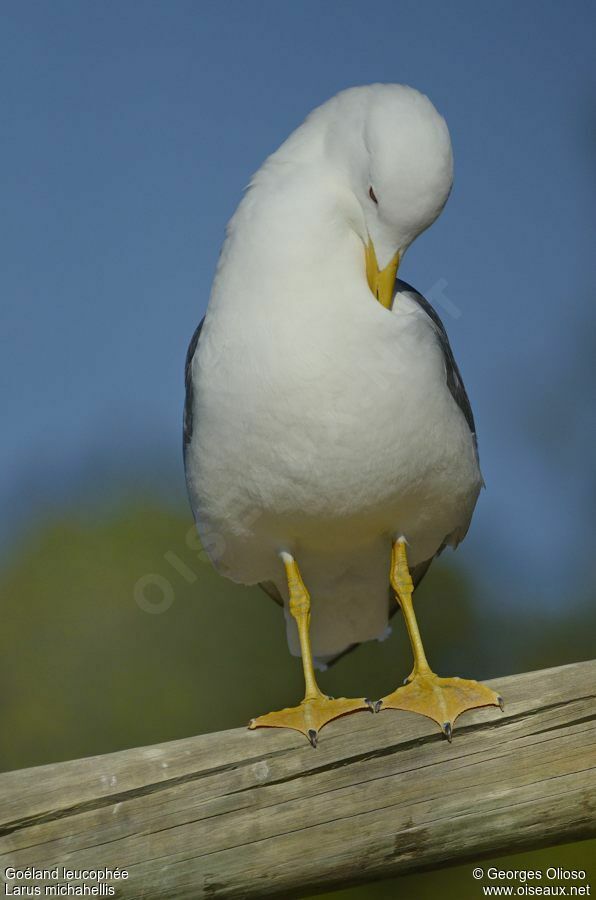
[[184, 84, 502, 746]]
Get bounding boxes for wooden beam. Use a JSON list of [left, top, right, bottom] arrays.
[[1, 660, 595, 899]]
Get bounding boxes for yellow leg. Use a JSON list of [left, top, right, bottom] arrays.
[[379, 539, 503, 740], [249, 553, 371, 746]]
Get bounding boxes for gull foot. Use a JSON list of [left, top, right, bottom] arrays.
[[248, 695, 371, 746], [379, 671, 503, 741]]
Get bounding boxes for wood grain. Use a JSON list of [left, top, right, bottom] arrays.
[[1, 660, 594, 898]]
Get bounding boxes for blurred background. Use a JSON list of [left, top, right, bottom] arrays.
[[1, 1, 594, 896]]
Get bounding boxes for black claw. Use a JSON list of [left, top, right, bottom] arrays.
[[307, 729, 318, 748], [366, 698, 382, 713], [442, 721, 453, 743], [498, 695, 505, 712]]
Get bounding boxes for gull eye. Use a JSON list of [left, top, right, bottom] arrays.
[[368, 186, 378, 204]]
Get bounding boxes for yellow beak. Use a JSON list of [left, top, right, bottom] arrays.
[[365, 240, 400, 310]]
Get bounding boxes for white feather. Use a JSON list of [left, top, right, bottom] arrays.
[[185, 85, 481, 658]]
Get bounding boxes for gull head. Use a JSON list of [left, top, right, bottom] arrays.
[[235, 84, 453, 312], [314, 84, 454, 308]]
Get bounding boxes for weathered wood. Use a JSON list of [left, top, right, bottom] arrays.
[[0, 660, 594, 899]]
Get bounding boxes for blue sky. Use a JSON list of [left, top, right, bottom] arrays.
[[2, 0, 595, 607]]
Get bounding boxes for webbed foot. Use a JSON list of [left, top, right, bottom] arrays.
[[379, 671, 503, 741], [249, 695, 371, 746]]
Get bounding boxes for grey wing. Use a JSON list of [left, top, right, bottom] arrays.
[[183, 317, 205, 462], [395, 278, 478, 450], [259, 580, 284, 608]]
